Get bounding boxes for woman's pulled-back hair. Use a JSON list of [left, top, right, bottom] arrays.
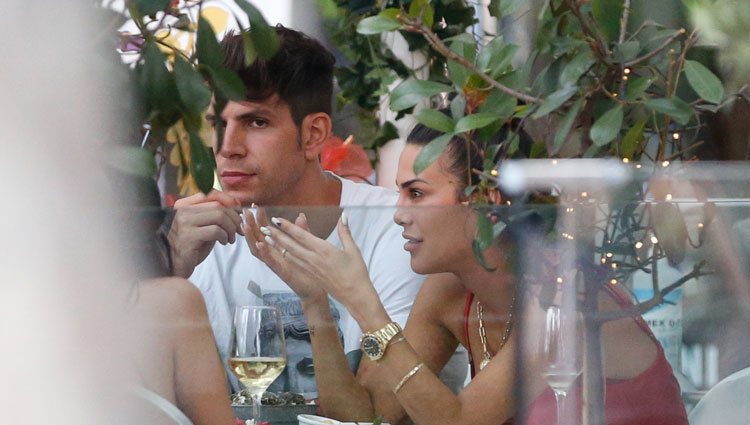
[[220, 25, 335, 126], [406, 116, 529, 195]]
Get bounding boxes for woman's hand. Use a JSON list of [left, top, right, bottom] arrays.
[[243, 208, 328, 303], [250, 212, 382, 321]]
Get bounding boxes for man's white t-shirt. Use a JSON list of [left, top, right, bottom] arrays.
[[190, 176, 425, 397]]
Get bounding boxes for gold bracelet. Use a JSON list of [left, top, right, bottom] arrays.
[[393, 362, 425, 394]]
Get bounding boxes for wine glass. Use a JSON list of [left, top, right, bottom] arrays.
[[541, 306, 583, 425], [229, 305, 287, 425]]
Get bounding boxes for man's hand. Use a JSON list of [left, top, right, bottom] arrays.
[[168, 190, 244, 278]]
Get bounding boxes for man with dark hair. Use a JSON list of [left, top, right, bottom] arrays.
[[168, 25, 466, 399]]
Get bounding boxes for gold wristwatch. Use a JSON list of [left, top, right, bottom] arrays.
[[360, 322, 403, 361]]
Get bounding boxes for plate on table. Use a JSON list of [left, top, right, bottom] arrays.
[[233, 403, 317, 425], [297, 414, 390, 425]]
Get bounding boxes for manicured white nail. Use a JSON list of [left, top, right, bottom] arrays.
[[251, 203, 257, 209], [341, 211, 348, 226], [255, 241, 263, 250], [264, 235, 275, 246], [271, 217, 282, 226], [259, 226, 271, 236]]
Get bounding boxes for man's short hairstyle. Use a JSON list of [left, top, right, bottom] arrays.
[[221, 25, 335, 126]]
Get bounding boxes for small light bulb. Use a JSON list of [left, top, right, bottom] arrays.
[[610, 279, 618, 285], [622, 158, 630, 164], [622, 75, 629, 81], [611, 263, 618, 269], [635, 241, 643, 249], [698, 223, 704, 229], [662, 160, 670, 168], [601, 258, 607, 264], [490, 169, 499, 176], [581, 191, 589, 198], [606, 252, 614, 258], [665, 193, 673, 201], [552, 159, 558, 165], [636, 164, 642, 169], [672, 133, 680, 140], [556, 277, 563, 284], [651, 236, 659, 244], [624, 68, 632, 75]]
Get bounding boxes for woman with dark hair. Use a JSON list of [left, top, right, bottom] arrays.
[[245, 123, 688, 425]]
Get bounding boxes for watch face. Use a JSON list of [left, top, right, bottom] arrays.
[[362, 335, 384, 359]]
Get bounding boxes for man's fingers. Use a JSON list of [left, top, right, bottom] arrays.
[[174, 190, 239, 208], [173, 207, 241, 245]]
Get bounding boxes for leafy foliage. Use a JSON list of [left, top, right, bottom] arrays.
[[116, 1, 279, 193]]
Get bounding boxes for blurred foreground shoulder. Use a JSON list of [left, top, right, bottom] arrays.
[[142, 277, 210, 320]]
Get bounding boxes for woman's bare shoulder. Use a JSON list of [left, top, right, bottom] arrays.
[[136, 277, 209, 320], [411, 273, 467, 325]]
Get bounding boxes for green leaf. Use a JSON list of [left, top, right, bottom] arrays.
[[390, 80, 451, 112], [408, 0, 434, 28], [316, 0, 339, 19], [140, 41, 177, 111], [174, 56, 211, 115], [530, 141, 547, 158], [207, 66, 246, 101], [240, 32, 257, 67], [591, 0, 624, 42], [620, 118, 647, 159], [614, 41, 640, 62], [683, 60, 724, 104], [558, 51, 595, 86], [455, 112, 502, 133], [553, 98, 584, 153], [188, 130, 216, 194], [447, 39, 476, 88], [451, 95, 467, 120], [196, 17, 223, 68], [476, 212, 494, 250], [414, 133, 454, 175], [133, 0, 170, 18], [625, 77, 653, 100], [532, 85, 577, 119], [414, 109, 455, 133], [477, 38, 517, 78], [478, 90, 517, 120], [590, 104, 624, 147], [357, 15, 401, 35], [644, 98, 693, 125], [234, 0, 280, 60], [489, 0, 525, 18]]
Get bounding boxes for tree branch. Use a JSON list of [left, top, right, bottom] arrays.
[[619, 0, 631, 45], [590, 261, 708, 323], [624, 29, 687, 67], [399, 18, 542, 104]]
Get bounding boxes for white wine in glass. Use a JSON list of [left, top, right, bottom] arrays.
[[542, 306, 583, 425], [230, 305, 287, 424]]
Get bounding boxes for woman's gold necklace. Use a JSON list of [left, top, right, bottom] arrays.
[[476, 296, 515, 370]]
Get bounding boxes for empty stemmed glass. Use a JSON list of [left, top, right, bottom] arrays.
[[229, 305, 287, 425], [541, 305, 583, 425]]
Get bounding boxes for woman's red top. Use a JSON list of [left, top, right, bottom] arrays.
[[463, 287, 688, 425]]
